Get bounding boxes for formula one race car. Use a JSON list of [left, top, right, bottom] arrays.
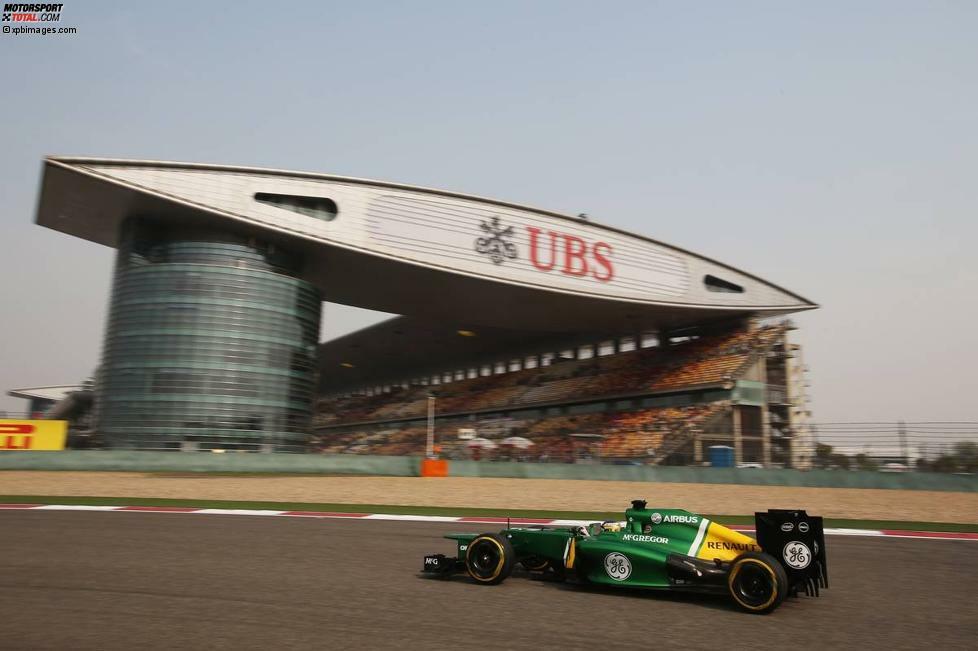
[[422, 500, 827, 614]]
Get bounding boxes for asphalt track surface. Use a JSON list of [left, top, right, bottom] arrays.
[[1, 513, 975, 650]]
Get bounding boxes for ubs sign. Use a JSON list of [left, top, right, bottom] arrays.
[[525, 226, 613, 282], [474, 217, 614, 282], [367, 193, 687, 299]]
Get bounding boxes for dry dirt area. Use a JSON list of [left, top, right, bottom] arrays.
[[1, 471, 976, 522]]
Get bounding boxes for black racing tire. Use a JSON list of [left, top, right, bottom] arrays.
[[520, 556, 550, 572], [465, 533, 515, 585], [727, 552, 789, 614]]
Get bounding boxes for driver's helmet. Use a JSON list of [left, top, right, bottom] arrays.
[[600, 520, 626, 533]]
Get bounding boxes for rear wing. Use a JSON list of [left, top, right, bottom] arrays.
[[754, 509, 828, 596]]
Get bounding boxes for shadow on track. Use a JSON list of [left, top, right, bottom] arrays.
[[418, 566, 737, 613]]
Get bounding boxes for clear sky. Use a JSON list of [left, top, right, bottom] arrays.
[[0, 1, 975, 422]]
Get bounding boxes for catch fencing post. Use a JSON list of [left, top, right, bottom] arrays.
[[426, 393, 435, 458]]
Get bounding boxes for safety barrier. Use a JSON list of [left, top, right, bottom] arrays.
[[0, 451, 975, 492], [447, 460, 978, 492], [0, 450, 418, 476]]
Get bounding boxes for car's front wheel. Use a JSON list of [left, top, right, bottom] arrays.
[[727, 552, 789, 613], [465, 533, 515, 585]]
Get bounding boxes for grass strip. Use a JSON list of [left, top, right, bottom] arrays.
[[1, 495, 975, 532]]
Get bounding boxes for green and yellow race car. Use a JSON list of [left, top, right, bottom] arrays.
[[422, 500, 827, 614]]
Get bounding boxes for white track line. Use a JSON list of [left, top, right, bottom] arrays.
[[2, 504, 975, 541]]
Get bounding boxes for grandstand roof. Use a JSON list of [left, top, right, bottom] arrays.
[[37, 156, 816, 333], [7, 385, 82, 402], [318, 315, 620, 391]]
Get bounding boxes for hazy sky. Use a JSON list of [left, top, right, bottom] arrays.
[[1, 1, 975, 421]]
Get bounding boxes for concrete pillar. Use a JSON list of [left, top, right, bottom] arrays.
[[760, 360, 772, 467], [693, 432, 703, 465], [732, 406, 743, 466]]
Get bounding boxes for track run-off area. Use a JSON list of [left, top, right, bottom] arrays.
[[1, 510, 975, 650]]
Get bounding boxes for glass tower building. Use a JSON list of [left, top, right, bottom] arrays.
[[95, 218, 321, 451]]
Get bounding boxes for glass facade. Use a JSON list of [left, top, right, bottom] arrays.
[[96, 218, 322, 451]]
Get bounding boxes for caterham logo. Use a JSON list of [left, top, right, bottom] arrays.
[[475, 216, 517, 265]]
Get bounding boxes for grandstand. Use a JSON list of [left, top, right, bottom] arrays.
[[28, 157, 816, 457], [313, 320, 814, 468]]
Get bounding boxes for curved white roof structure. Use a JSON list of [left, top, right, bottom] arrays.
[[36, 156, 815, 333], [7, 385, 82, 402]]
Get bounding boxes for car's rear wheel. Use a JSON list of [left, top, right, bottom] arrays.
[[465, 533, 515, 585], [727, 552, 788, 614]]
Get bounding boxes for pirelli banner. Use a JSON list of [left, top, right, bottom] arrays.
[[0, 420, 68, 451]]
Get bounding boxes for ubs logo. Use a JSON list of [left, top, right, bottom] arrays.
[[475, 216, 517, 265], [473, 217, 616, 282], [526, 227, 614, 282]]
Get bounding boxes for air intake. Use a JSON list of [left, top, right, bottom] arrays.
[[254, 192, 338, 221], [704, 274, 744, 293]]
